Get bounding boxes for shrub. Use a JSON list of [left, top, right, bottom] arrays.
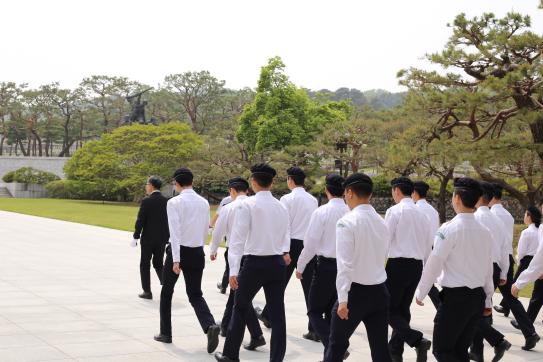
[[2, 167, 60, 185], [2, 171, 15, 183], [45, 180, 123, 201]]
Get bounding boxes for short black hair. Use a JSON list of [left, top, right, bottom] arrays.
[[343, 173, 373, 198], [287, 166, 306, 186], [173, 167, 193, 187], [391, 176, 414, 196], [147, 176, 162, 190], [325, 174, 345, 197], [228, 177, 249, 193], [479, 181, 494, 204], [250, 163, 276, 188], [492, 183, 504, 200], [453, 177, 482, 209], [527, 205, 542, 228], [413, 181, 430, 198]]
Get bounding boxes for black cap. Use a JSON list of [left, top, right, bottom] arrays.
[[343, 173, 373, 189], [228, 177, 249, 189], [413, 181, 430, 196], [391, 176, 413, 188], [287, 166, 305, 178], [173, 167, 193, 185], [250, 163, 277, 178], [453, 177, 481, 193]]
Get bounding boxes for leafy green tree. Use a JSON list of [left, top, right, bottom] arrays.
[[64, 123, 203, 200], [164, 71, 226, 133], [237, 56, 350, 158], [399, 12, 543, 158]]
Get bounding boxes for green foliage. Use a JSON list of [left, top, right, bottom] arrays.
[[2, 171, 14, 183], [237, 57, 351, 156], [64, 123, 203, 200], [45, 180, 122, 201], [372, 175, 392, 197], [2, 167, 60, 184]]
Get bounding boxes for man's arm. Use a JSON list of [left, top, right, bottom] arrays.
[[499, 230, 510, 280], [384, 207, 399, 246], [297, 209, 323, 274], [134, 199, 147, 239], [210, 207, 228, 256], [166, 200, 182, 263], [228, 203, 251, 277], [336, 220, 355, 304], [415, 229, 452, 302], [517, 230, 528, 262], [515, 243, 543, 290]]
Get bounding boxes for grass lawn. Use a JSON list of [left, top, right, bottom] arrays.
[[0, 198, 217, 232]]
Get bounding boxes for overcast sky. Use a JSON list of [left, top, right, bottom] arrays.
[[0, 0, 541, 92]]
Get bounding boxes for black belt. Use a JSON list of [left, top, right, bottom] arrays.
[[317, 255, 336, 263]]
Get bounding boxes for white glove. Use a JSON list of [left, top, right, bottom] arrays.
[[130, 239, 138, 248]]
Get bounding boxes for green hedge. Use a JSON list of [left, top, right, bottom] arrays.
[[45, 180, 125, 201], [2, 167, 60, 185]]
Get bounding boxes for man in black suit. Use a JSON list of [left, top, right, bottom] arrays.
[[134, 176, 169, 299]]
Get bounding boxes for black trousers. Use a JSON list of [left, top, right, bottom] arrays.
[[262, 239, 315, 332], [528, 279, 543, 322], [496, 262, 535, 338], [159, 245, 216, 336], [433, 287, 485, 362], [472, 264, 507, 351], [223, 255, 287, 362], [220, 247, 230, 290], [324, 283, 391, 362], [385, 257, 424, 355], [429, 285, 441, 310], [221, 257, 263, 339], [308, 256, 338, 348], [498, 254, 516, 312], [140, 241, 165, 293]]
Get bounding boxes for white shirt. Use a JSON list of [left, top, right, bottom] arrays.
[[517, 224, 540, 261], [210, 195, 248, 256], [515, 226, 543, 289], [280, 187, 318, 240], [491, 204, 515, 255], [167, 188, 210, 263], [415, 213, 495, 308], [385, 198, 434, 262], [336, 204, 390, 303], [228, 191, 290, 277], [474, 206, 509, 279], [216, 195, 232, 215], [416, 199, 440, 236], [297, 198, 349, 273]]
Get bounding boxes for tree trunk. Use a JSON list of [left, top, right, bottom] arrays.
[[475, 166, 530, 208], [437, 169, 454, 223], [0, 135, 4, 156], [529, 114, 543, 161], [58, 140, 75, 157]]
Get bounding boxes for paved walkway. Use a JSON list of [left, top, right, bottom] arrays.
[[1, 210, 543, 361]]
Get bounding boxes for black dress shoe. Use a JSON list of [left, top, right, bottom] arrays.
[[343, 350, 350, 360], [154, 334, 172, 343], [214, 352, 239, 362], [493, 339, 511, 361], [415, 338, 431, 362], [522, 333, 540, 351], [138, 291, 153, 299], [510, 319, 520, 330], [493, 305, 509, 317], [303, 331, 321, 342], [207, 325, 220, 353], [217, 282, 226, 294], [390, 354, 403, 362], [243, 335, 266, 350], [468, 349, 483, 362], [255, 307, 271, 328]]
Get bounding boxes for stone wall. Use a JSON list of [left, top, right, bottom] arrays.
[[0, 156, 68, 179], [5, 183, 48, 198]]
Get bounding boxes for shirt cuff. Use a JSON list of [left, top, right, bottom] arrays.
[[338, 289, 349, 304]]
